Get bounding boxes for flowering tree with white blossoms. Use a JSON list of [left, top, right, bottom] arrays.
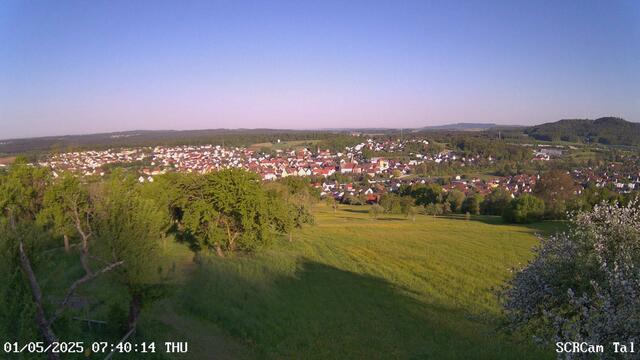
[[502, 200, 640, 357]]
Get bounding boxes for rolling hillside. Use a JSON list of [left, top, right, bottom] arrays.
[[524, 117, 640, 146], [139, 205, 564, 359]]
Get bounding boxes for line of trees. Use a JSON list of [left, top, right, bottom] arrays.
[[393, 169, 638, 223], [0, 159, 314, 358]]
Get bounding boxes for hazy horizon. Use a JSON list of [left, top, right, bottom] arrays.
[[1, 0, 639, 139], [4, 117, 640, 142]]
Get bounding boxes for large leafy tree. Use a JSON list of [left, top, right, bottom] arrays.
[[38, 173, 93, 273], [402, 183, 443, 206], [94, 172, 166, 331], [264, 180, 315, 242], [173, 169, 273, 256], [481, 188, 512, 216], [502, 194, 545, 223], [534, 169, 578, 219], [445, 190, 466, 213], [0, 158, 50, 225], [0, 165, 125, 358], [462, 193, 484, 215], [0, 162, 61, 357]]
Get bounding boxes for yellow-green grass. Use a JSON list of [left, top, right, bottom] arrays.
[[249, 139, 321, 151], [172, 206, 562, 359]]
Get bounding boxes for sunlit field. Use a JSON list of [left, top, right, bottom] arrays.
[[135, 205, 563, 359]]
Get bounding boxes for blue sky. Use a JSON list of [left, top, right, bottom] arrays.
[[1, 0, 638, 138]]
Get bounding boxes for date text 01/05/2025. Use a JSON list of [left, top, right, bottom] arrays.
[[3, 341, 188, 354]]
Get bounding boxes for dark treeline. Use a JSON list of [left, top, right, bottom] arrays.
[[375, 169, 640, 223], [0, 160, 315, 358], [525, 117, 640, 146], [3, 116, 638, 159], [0, 129, 353, 157]]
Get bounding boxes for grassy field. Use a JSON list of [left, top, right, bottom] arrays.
[[134, 205, 563, 359], [249, 140, 321, 151]]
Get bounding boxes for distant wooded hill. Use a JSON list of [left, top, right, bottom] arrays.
[[0, 129, 338, 155], [2, 117, 638, 156], [419, 123, 498, 131], [524, 117, 640, 146]]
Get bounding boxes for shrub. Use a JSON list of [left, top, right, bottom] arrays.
[[502, 194, 545, 223], [369, 204, 384, 219], [481, 188, 512, 216]]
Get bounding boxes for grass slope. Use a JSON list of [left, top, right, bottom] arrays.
[[168, 206, 561, 359]]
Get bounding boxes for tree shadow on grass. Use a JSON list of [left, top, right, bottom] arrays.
[[376, 217, 408, 221], [179, 258, 550, 360], [439, 214, 567, 236], [336, 216, 370, 222], [342, 208, 369, 214]]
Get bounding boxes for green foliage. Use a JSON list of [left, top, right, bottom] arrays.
[[95, 172, 166, 291], [0, 164, 58, 343], [321, 135, 362, 152], [0, 162, 50, 223], [0, 221, 41, 343], [378, 193, 401, 213], [264, 179, 315, 239], [424, 203, 445, 217], [525, 117, 640, 146], [462, 193, 484, 215], [378, 193, 415, 216], [368, 204, 384, 219], [453, 136, 531, 162], [445, 190, 466, 213], [401, 183, 443, 206], [324, 196, 338, 212], [568, 185, 622, 213], [533, 169, 577, 219], [340, 194, 367, 205], [172, 169, 277, 254], [481, 188, 512, 216], [38, 173, 91, 243], [503, 194, 546, 224]]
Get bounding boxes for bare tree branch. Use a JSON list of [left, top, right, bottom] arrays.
[[49, 260, 124, 326], [18, 242, 61, 360], [103, 327, 136, 360], [73, 317, 107, 325]]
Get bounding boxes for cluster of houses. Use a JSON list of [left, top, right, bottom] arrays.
[[41, 149, 146, 177], [40, 139, 640, 202], [41, 139, 453, 181], [315, 173, 541, 202], [572, 161, 640, 193]]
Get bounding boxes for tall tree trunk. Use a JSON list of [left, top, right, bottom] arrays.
[[73, 208, 92, 275], [214, 244, 224, 257], [18, 243, 61, 360], [128, 292, 143, 332], [225, 223, 237, 252], [289, 232, 293, 242], [63, 234, 69, 253], [80, 247, 92, 275]]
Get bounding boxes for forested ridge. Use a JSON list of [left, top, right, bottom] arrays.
[[525, 117, 640, 145], [2, 117, 639, 158]]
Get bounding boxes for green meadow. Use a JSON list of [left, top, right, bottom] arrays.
[[135, 205, 562, 359]]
